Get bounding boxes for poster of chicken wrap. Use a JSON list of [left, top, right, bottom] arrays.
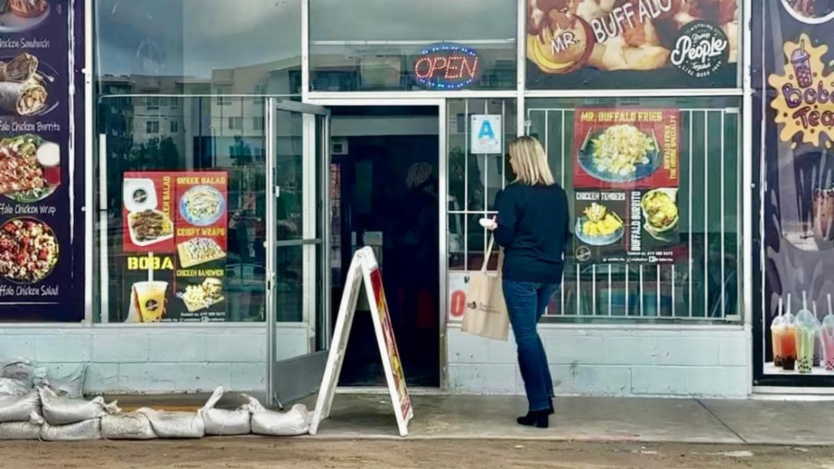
[[526, 0, 739, 90], [121, 171, 228, 322], [753, 1, 834, 383], [0, 0, 78, 320], [572, 108, 683, 264]]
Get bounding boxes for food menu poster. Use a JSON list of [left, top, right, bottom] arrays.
[[753, 0, 834, 379], [121, 171, 229, 323], [369, 267, 412, 420], [571, 108, 684, 265], [526, 0, 738, 90], [0, 0, 77, 320]]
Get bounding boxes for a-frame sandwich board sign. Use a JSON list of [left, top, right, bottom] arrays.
[[309, 247, 413, 437]]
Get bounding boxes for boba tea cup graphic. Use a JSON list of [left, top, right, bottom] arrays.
[[792, 40, 813, 88], [772, 297, 785, 367], [132, 281, 169, 323], [795, 292, 817, 374], [823, 295, 834, 371], [781, 294, 797, 371]]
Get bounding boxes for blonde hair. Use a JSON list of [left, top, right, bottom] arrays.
[[508, 136, 555, 186]]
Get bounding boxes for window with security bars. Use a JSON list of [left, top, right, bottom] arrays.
[[526, 97, 742, 322], [447, 99, 516, 275]]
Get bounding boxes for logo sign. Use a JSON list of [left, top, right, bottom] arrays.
[[671, 21, 729, 79], [413, 43, 480, 90], [471, 115, 502, 154], [769, 34, 834, 148]]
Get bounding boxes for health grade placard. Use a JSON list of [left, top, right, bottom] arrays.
[[573, 109, 680, 190]]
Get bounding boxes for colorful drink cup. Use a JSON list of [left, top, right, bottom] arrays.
[[795, 292, 817, 374], [792, 40, 813, 88]]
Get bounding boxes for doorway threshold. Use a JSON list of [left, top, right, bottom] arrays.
[[336, 386, 444, 396]]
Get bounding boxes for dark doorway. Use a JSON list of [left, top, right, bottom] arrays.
[[329, 106, 440, 388]]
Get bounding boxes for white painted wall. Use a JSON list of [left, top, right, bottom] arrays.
[[447, 325, 750, 398], [1, 324, 750, 398]]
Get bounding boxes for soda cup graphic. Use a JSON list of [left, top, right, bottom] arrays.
[[792, 40, 813, 88]]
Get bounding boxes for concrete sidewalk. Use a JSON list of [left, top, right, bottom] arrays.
[[110, 392, 834, 446]]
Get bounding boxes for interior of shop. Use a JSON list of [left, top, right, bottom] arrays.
[[329, 106, 441, 387]]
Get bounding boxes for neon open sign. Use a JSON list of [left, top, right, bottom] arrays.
[[413, 43, 481, 90]]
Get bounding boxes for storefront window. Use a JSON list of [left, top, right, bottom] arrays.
[[309, 0, 517, 92], [525, 1, 741, 90], [95, 0, 302, 96], [526, 97, 741, 321], [753, 1, 834, 383]]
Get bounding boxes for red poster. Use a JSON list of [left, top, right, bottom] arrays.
[[370, 267, 412, 420], [572, 109, 680, 190], [122, 172, 176, 253]]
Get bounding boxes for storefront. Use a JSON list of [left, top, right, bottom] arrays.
[[0, 0, 759, 400], [752, 1, 834, 390]]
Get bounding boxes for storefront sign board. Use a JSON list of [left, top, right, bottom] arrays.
[[121, 171, 229, 323], [0, 0, 79, 320], [311, 247, 413, 437], [413, 43, 480, 90], [571, 108, 684, 265], [526, 1, 739, 90], [471, 115, 502, 154]]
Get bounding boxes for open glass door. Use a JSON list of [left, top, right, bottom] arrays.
[[266, 99, 330, 407]]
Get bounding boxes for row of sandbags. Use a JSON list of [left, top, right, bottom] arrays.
[[0, 358, 311, 441], [1, 386, 310, 441]]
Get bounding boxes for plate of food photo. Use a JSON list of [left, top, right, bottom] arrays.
[[127, 209, 174, 247], [0, 134, 60, 203], [578, 124, 661, 183], [0, 217, 59, 284], [0, 53, 57, 117], [575, 202, 625, 246], [180, 185, 225, 227], [641, 189, 679, 241], [0, 0, 50, 33]]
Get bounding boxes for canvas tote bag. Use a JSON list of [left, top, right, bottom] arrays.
[[461, 236, 509, 341]]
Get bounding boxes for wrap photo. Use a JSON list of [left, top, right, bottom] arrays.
[[0, 80, 46, 116]]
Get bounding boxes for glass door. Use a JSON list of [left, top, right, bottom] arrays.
[[266, 100, 330, 407]]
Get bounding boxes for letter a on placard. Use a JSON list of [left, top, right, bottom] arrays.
[[309, 247, 414, 437], [478, 120, 495, 140]]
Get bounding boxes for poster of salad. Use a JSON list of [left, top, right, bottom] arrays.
[[0, 0, 79, 320], [572, 108, 683, 264], [121, 171, 228, 322]]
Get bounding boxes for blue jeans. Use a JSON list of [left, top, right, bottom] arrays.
[[503, 280, 559, 412]]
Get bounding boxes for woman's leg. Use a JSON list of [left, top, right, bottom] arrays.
[[503, 280, 550, 412], [536, 284, 560, 400]]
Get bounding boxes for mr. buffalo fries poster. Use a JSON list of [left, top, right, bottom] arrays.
[[571, 108, 685, 264]]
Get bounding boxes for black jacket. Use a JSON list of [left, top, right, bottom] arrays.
[[494, 183, 570, 284]]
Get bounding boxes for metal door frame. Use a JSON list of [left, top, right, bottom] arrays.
[[265, 98, 332, 406], [306, 97, 447, 389]]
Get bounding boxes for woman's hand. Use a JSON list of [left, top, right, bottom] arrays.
[[480, 216, 498, 231]]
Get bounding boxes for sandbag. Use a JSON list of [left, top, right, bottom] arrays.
[[39, 386, 119, 425], [39, 417, 102, 442], [101, 413, 157, 440], [201, 387, 251, 436], [0, 392, 40, 423], [0, 358, 44, 395], [244, 395, 310, 436], [0, 421, 41, 440], [43, 365, 86, 399], [137, 408, 205, 439]]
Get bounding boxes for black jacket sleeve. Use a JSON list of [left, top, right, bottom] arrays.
[[494, 189, 517, 247]]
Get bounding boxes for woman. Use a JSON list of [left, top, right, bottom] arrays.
[[487, 136, 570, 429]]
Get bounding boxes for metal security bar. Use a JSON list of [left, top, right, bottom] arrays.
[[524, 107, 742, 322]]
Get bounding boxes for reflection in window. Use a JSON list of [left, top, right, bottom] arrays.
[[309, 0, 516, 91], [146, 121, 159, 134], [525, 97, 742, 323]]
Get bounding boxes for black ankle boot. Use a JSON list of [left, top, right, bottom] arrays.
[[517, 410, 550, 428]]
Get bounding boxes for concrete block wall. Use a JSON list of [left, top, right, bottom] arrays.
[[0, 326, 309, 394], [447, 325, 750, 398]]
